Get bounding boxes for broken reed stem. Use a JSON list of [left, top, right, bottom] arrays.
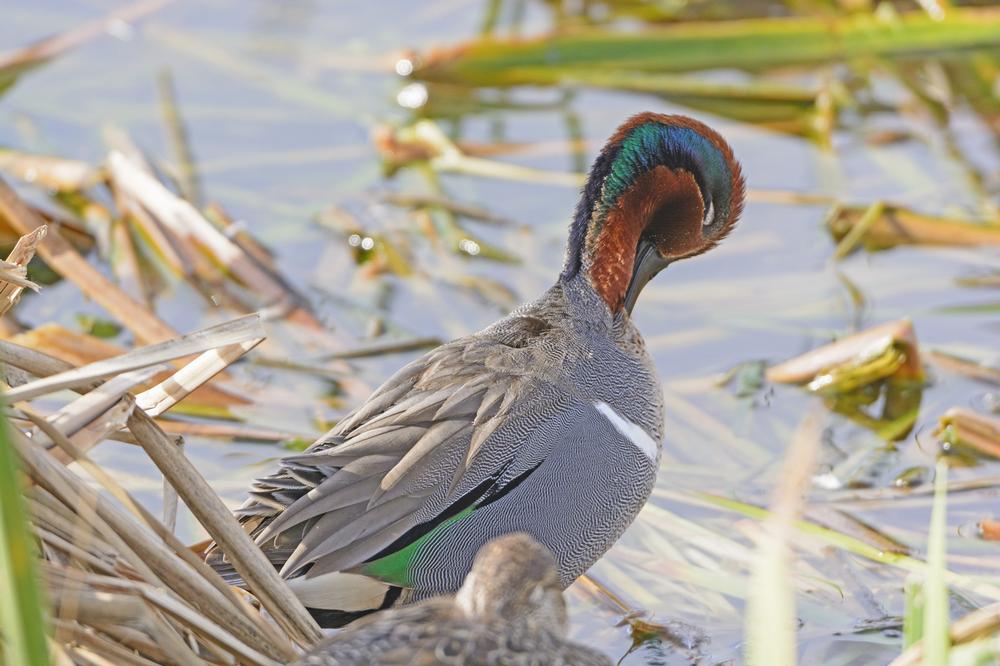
[[10, 428, 295, 662], [135, 337, 263, 416], [0, 226, 46, 316], [0, 176, 179, 344], [833, 200, 885, 260], [126, 408, 323, 646]]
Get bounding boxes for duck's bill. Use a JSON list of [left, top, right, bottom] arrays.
[[623, 238, 669, 314]]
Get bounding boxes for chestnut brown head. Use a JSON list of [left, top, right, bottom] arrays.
[[563, 113, 745, 313]]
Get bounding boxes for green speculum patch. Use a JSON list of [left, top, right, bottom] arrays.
[[356, 505, 475, 588]]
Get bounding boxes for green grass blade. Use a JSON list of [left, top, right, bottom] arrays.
[[904, 574, 926, 649], [0, 411, 50, 666], [924, 459, 950, 665]]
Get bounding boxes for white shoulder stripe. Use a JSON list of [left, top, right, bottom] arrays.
[[593, 401, 659, 462]]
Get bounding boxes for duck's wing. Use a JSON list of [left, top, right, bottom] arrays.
[[209, 314, 571, 589]]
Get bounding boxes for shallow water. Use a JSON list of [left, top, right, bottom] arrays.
[[3, 1, 1000, 664]]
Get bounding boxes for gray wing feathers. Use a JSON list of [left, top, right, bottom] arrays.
[[222, 316, 569, 582]]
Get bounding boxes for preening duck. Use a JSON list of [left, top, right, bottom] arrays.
[[206, 112, 745, 627]]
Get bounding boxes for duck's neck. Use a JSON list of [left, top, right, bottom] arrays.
[[557, 270, 616, 328]]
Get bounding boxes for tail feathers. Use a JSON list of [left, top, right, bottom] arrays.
[[286, 570, 390, 612], [289, 571, 403, 628], [308, 586, 403, 628], [205, 544, 295, 586]]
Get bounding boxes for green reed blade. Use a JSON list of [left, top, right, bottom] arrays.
[[924, 459, 950, 665], [414, 9, 1000, 87], [904, 575, 926, 649], [0, 412, 49, 666]]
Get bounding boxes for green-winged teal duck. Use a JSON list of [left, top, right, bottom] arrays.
[[207, 112, 745, 626], [292, 533, 611, 665]]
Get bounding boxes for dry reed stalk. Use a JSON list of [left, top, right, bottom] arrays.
[[0, 0, 173, 73], [31, 398, 288, 653], [52, 617, 164, 666], [3, 308, 306, 659], [32, 524, 119, 578], [107, 152, 312, 316], [745, 408, 823, 666], [7, 322, 251, 413], [23, 368, 162, 448], [0, 151, 101, 192], [135, 337, 262, 416], [0, 176, 179, 344], [827, 203, 1000, 249], [127, 408, 323, 646], [153, 418, 308, 442], [121, 199, 188, 279], [4, 312, 262, 402], [157, 70, 202, 208], [924, 349, 1000, 387], [9, 324, 126, 368], [205, 202, 278, 272], [0, 338, 75, 378], [67, 399, 134, 456], [11, 429, 296, 662], [50, 584, 200, 666], [87, 622, 167, 663]]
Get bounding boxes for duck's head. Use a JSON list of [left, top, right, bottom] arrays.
[[563, 112, 745, 314], [455, 533, 566, 629]]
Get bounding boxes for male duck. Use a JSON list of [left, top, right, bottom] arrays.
[[292, 533, 611, 665], [207, 112, 745, 626]]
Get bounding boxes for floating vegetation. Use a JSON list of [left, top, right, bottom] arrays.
[[827, 203, 1000, 254], [768, 320, 925, 441], [937, 408, 1000, 461]]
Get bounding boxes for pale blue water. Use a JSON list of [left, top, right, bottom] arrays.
[[3, 2, 1000, 663]]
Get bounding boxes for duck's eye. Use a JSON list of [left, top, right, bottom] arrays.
[[702, 199, 715, 226]]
